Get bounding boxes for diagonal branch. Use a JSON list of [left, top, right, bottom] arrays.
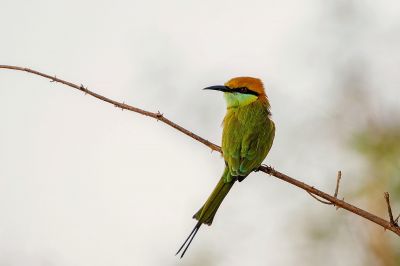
[[1, 64, 400, 237], [0, 65, 220, 152]]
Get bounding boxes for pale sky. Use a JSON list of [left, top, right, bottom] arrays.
[[1, 0, 399, 265]]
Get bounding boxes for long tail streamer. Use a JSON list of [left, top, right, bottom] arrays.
[[175, 222, 202, 258]]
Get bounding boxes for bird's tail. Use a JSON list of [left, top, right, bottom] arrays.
[[193, 167, 235, 225], [176, 167, 235, 258]]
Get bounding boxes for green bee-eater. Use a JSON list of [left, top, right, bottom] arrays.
[[176, 77, 275, 258]]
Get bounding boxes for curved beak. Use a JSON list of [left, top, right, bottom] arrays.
[[203, 85, 230, 92]]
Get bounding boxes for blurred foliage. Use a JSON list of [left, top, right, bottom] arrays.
[[351, 124, 400, 266], [302, 122, 400, 266], [299, 1, 400, 264], [352, 126, 400, 201]]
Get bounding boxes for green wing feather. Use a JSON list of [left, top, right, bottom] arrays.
[[239, 119, 275, 175], [222, 100, 275, 179]]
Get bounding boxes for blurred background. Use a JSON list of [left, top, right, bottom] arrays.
[[1, 0, 400, 265]]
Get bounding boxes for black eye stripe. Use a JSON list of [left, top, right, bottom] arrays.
[[232, 87, 259, 96]]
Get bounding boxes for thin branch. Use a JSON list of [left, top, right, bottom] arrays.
[[1, 64, 400, 237], [306, 170, 342, 206], [0, 65, 220, 153], [334, 170, 342, 198], [395, 213, 400, 224], [307, 192, 332, 205], [333, 170, 343, 210], [384, 192, 398, 227], [259, 165, 400, 236]]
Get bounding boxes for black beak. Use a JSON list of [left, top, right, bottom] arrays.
[[203, 85, 230, 92]]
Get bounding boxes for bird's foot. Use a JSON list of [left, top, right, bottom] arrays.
[[237, 175, 247, 182], [261, 164, 275, 171]]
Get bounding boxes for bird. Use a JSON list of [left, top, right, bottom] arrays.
[[176, 77, 275, 258]]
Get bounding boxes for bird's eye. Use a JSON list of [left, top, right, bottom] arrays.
[[239, 87, 248, 93]]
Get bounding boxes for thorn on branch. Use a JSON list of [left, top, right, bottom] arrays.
[[384, 192, 399, 227], [156, 111, 163, 121], [80, 84, 88, 95], [50, 75, 57, 82]]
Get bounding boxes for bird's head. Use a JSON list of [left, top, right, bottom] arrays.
[[204, 77, 269, 108]]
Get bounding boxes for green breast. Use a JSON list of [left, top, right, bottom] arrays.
[[221, 100, 275, 178]]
